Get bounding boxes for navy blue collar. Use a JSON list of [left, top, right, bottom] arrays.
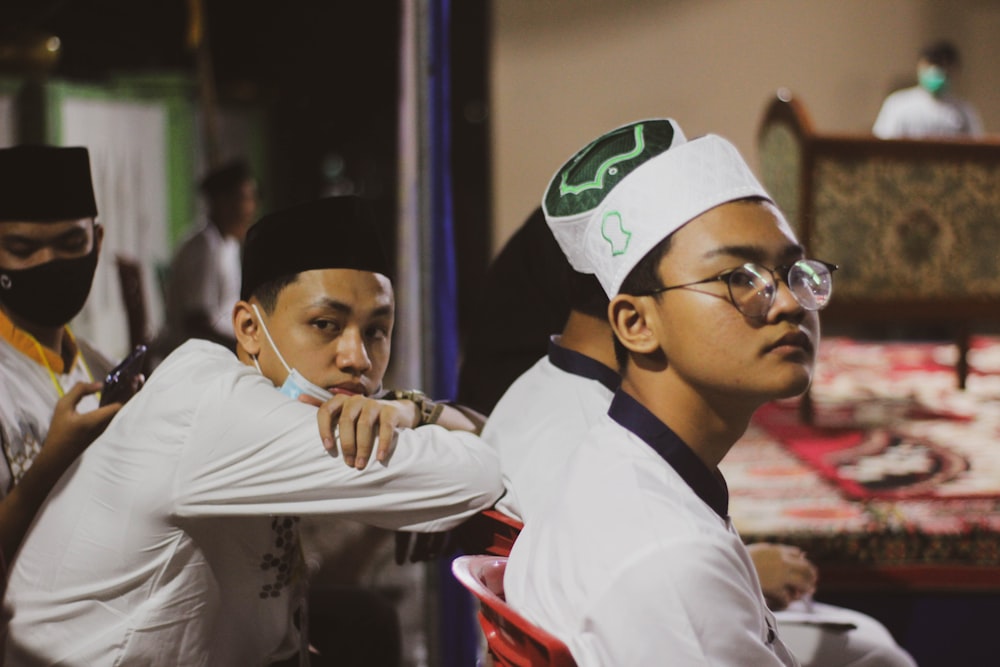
[[608, 389, 729, 519], [547, 337, 620, 392]]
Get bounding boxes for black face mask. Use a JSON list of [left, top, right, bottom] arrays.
[[0, 245, 99, 327]]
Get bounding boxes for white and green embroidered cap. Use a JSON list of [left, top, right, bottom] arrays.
[[542, 118, 773, 296]]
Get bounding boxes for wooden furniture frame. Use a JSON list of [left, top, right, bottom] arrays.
[[758, 91, 1000, 418]]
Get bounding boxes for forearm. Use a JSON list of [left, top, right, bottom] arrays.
[[388, 396, 486, 434], [436, 403, 487, 434], [174, 425, 503, 533]]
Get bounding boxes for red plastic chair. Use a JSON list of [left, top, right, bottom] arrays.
[[455, 508, 524, 557], [451, 555, 576, 667]]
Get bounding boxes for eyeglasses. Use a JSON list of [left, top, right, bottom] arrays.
[[633, 259, 839, 319]]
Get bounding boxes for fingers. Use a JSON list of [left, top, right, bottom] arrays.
[[316, 395, 349, 454], [765, 590, 791, 612], [782, 546, 818, 590], [337, 400, 360, 468], [326, 397, 404, 470], [343, 399, 397, 469], [775, 550, 817, 604], [55, 383, 119, 429], [78, 402, 123, 432], [60, 381, 103, 409], [784, 577, 816, 604], [47, 388, 122, 458], [346, 400, 380, 470], [376, 411, 399, 464], [334, 396, 376, 468]]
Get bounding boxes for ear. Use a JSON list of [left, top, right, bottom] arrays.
[[233, 300, 262, 357], [608, 294, 661, 358], [93, 220, 104, 254]]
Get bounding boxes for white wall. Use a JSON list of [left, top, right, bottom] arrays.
[[62, 97, 170, 360], [490, 0, 1000, 252]]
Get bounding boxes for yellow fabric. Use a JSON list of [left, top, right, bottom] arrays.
[[0, 308, 78, 375]]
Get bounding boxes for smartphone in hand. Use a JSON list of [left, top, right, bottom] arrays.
[[99, 344, 148, 407]]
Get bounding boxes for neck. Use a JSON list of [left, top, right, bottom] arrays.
[[211, 217, 239, 241], [558, 310, 618, 370], [1, 305, 66, 358], [619, 365, 758, 470], [236, 345, 256, 368]]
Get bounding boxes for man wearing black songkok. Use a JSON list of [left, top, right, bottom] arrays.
[[4, 196, 502, 666], [0, 145, 122, 575]]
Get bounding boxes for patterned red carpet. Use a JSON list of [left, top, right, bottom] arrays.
[[723, 336, 1000, 588]]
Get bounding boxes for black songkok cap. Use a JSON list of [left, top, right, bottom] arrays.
[[241, 196, 393, 300], [199, 158, 254, 197], [0, 145, 98, 221]]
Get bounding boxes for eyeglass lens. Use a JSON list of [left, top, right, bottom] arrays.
[[728, 260, 833, 318]]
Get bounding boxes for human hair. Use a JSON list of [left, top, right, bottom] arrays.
[[612, 234, 673, 369], [251, 273, 299, 314], [567, 270, 609, 319], [200, 159, 254, 199], [920, 40, 960, 68]]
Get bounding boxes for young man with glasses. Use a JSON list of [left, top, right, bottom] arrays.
[[480, 205, 915, 666], [504, 119, 836, 665]]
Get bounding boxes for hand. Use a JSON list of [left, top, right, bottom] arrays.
[[315, 394, 419, 469], [747, 542, 818, 611], [101, 372, 146, 407], [45, 381, 122, 463], [0, 382, 120, 562]]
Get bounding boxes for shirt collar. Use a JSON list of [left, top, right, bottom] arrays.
[[0, 307, 76, 374], [547, 336, 620, 392], [608, 388, 729, 519]]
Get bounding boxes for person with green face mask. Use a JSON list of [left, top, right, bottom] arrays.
[[873, 39, 984, 139]]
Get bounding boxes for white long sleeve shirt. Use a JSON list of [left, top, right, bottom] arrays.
[[0, 319, 98, 496], [4, 340, 503, 666], [504, 390, 797, 667], [482, 338, 618, 522], [873, 86, 983, 139]]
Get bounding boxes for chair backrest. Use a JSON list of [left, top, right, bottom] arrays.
[[115, 254, 151, 350], [451, 555, 576, 667], [455, 508, 524, 557]]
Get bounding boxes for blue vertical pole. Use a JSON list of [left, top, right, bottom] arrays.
[[428, 0, 477, 666], [430, 0, 458, 402]]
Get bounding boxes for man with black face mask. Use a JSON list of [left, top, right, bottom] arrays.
[[0, 145, 121, 575]]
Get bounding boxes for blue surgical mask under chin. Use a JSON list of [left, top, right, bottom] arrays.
[[251, 304, 334, 402], [277, 368, 334, 402]]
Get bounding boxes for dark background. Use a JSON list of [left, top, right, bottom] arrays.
[[0, 0, 491, 333]]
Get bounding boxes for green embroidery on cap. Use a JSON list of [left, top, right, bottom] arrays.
[[601, 211, 631, 256], [559, 125, 646, 197]]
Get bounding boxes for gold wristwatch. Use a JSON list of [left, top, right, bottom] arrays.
[[388, 389, 444, 426]]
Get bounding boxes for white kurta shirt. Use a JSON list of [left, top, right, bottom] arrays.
[[163, 223, 242, 348], [489, 344, 913, 667], [482, 338, 617, 522], [504, 390, 797, 667], [0, 329, 98, 496], [872, 86, 983, 139], [4, 340, 503, 666]]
